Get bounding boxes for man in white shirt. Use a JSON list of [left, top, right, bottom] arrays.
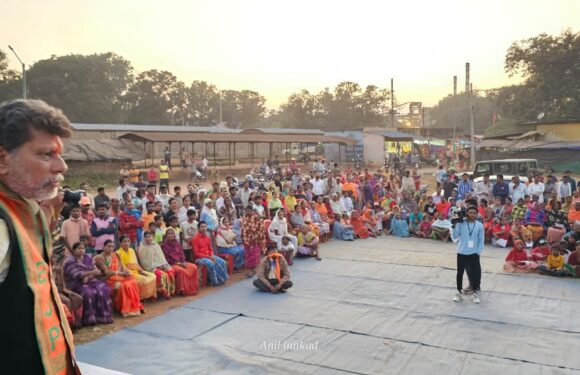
[[527, 175, 545, 203], [474, 174, 493, 203], [310, 173, 326, 198], [557, 175, 573, 201], [215, 188, 228, 212], [401, 170, 416, 193], [339, 191, 355, 215], [509, 176, 527, 204], [180, 209, 198, 262], [330, 193, 345, 216]]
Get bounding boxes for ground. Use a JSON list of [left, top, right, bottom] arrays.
[[76, 236, 580, 375]]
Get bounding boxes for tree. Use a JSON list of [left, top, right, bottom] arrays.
[[0, 49, 25, 102], [125, 70, 179, 125], [25, 53, 134, 123], [502, 30, 580, 120], [187, 80, 220, 126], [429, 92, 496, 134], [278, 90, 316, 129]]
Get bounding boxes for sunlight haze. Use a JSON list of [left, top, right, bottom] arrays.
[[1, 0, 578, 108]]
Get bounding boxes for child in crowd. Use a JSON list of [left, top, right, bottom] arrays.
[[79, 235, 96, 256], [537, 245, 569, 277], [277, 236, 295, 266]]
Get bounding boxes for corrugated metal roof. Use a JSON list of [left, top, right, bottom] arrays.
[[244, 128, 324, 134], [368, 131, 414, 140], [118, 132, 357, 145], [63, 139, 146, 161], [71, 123, 236, 133]]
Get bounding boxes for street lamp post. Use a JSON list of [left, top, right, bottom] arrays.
[[8, 45, 26, 99]]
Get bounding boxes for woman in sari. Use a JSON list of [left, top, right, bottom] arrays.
[[241, 205, 266, 277], [388, 212, 410, 237], [63, 242, 113, 325], [200, 198, 219, 233], [268, 191, 284, 219], [478, 199, 495, 243], [268, 209, 299, 250], [297, 224, 322, 260], [503, 240, 537, 273], [216, 217, 246, 270], [218, 196, 237, 223], [138, 231, 176, 298], [501, 197, 514, 222], [310, 204, 331, 241], [161, 228, 199, 296], [333, 213, 355, 241], [94, 240, 143, 317], [546, 200, 568, 244], [117, 235, 157, 300], [350, 210, 370, 239], [316, 196, 335, 240], [52, 248, 84, 329], [362, 202, 379, 237], [298, 200, 321, 237]]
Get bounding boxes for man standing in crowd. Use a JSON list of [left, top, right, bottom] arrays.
[[509, 176, 527, 204], [0, 99, 78, 373], [452, 206, 484, 304], [457, 173, 473, 200], [527, 174, 545, 204]]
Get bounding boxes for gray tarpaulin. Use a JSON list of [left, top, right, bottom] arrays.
[[77, 237, 580, 374]]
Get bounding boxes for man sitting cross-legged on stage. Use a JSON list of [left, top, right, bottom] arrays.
[[253, 243, 293, 294]]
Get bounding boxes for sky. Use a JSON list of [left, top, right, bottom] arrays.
[[1, 0, 578, 109]]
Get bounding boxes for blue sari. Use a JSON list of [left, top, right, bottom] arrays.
[[390, 218, 410, 237], [333, 220, 355, 241]]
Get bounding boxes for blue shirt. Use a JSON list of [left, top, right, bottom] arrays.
[[453, 220, 484, 255], [457, 180, 473, 200]]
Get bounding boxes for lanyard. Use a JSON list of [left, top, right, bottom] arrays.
[[466, 222, 475, 238]]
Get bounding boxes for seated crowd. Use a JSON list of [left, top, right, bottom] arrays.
[[49, 159, 580, 330]]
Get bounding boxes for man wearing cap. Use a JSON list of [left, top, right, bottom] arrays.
[[0, 99, 78, 373], [253, 244, 292, 293]]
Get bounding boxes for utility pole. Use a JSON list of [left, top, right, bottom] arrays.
[[219, 90, 223, 125], [8, 45, 26, 99], [390, 78, 395, 128], [469, 82, 475, 166], [452, 76, 457, 155]]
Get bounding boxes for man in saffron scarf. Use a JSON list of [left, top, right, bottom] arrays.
[[253, 244, 292, 293]]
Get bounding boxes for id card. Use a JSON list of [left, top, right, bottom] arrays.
[[467, 240, 474, 248]]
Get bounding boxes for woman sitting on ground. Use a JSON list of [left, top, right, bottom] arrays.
[[269, 209, 299, 249], [350, 210, 370, 239], [388, 211, 410, 238], [478, 199, 494, 242], [216, 217, 246, 271], [94, 239, 143, 317], [416, 215, 432, 239], [309, 202, 331, 241], [503, 240, 535, 273], [276, 235, 296, 265], [64, 242, 113, 325], [362, 202, 379, 237], [138, 231, 176, 298], [491, 217, 511, 247], [333, 213, 355, 241], [530, 238, 551, 262], [117, 235, 158, 300], [546, 200, 568, 244], [430, 213, 453, 242], [296, 224, 322, 260], [161, 228, 199, 295]]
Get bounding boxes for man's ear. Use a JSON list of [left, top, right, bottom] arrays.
[[0, 147, 10, 175]]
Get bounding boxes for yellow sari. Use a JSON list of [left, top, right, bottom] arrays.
[[117, 247, 157, 300]]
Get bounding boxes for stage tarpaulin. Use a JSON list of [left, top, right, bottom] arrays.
[[77, 237, 580, 374]]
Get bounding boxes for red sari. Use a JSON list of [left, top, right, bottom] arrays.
[[350, 210, 370, 239]]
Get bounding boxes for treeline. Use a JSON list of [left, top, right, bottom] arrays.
[[1, 30, 578, 130]]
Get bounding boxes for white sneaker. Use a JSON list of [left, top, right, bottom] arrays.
[[471, 293, 480, 304], [453, 292, 463, 302]]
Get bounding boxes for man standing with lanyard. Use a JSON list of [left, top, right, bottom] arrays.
[[0, 99, 78, 373], [452, 205, 484, 304]]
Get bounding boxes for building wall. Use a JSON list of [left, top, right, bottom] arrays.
[[362, 133, 385, 165], [536, 123, 580, 142]]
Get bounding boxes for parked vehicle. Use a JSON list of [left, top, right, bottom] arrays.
[[469, 159, 538, 183]]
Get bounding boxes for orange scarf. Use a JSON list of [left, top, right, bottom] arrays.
[[268, 253, 283, 281]]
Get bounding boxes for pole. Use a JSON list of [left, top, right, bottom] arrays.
[[390, 78, 395, 128], [219, 91, 223, 125], [469, 83, 475, 167], [8, 45, 26, 99], [452, 75, 457, 157]]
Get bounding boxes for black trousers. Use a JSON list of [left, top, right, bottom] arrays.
[[456, 253, 481, 292], [253, 278, 293, 292]]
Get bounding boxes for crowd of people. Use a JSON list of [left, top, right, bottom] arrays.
[[41, 151, 580, 331]]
